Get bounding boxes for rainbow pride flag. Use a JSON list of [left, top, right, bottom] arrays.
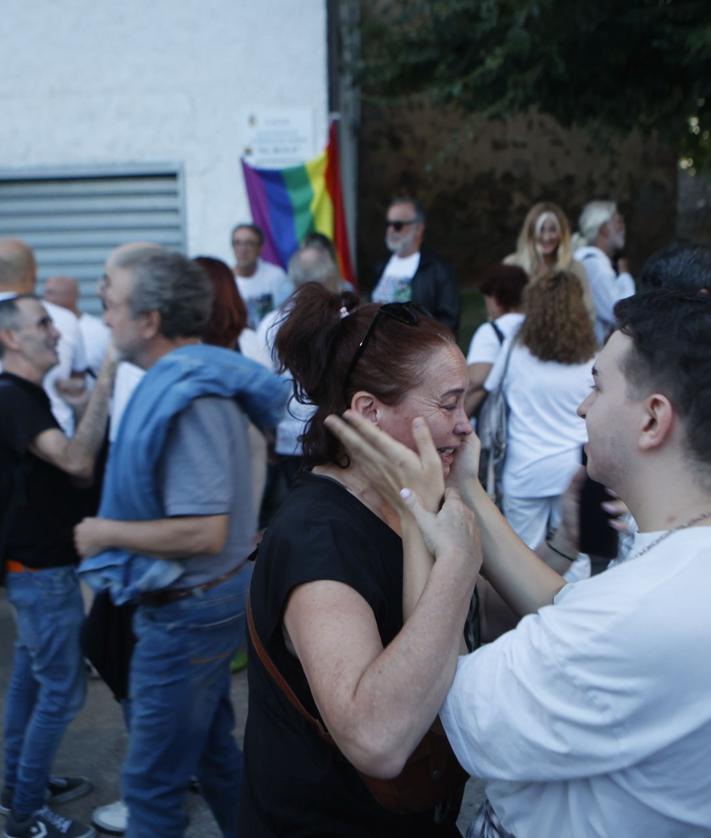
[[241, 121, 356, 286]]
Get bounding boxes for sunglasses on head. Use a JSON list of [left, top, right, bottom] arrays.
[[385, 219, 418, 232], [342, 302, 425, 401]]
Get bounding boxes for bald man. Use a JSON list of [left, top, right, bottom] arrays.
[[44, 276, 110, 377], [0, 240, 87, 435]]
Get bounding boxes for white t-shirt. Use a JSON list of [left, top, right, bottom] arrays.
[[575, 245, 635, 345], [372, 252, 421, 303], [485, 340, 592, 497], [235, 259, 293, 330], [109, 362, 145, 443], [79, 313, 111, 376], [43, 301, 88, 436], [442, 526, 711, 837], [238, 326, 272, 371], [466, 312, 525, 364]]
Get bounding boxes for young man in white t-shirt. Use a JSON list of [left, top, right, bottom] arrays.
[[231, 223, 293, 330]]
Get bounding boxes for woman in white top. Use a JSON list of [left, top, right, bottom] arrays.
[[465, 263, 528, 417], [485, 270, 597, 547]]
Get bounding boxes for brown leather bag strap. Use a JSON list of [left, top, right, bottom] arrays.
[[246, 594, 333, 743]]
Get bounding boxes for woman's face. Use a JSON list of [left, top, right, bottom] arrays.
[[376, 344, 471, 477], [535, 215, 561, 258]]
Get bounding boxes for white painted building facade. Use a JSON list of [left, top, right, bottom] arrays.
[[0, 0, 345, 311]]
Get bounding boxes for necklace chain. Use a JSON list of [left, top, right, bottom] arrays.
[[633, 510, 711, 560]]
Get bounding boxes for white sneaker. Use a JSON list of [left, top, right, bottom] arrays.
[[90, 800, 127, 835]]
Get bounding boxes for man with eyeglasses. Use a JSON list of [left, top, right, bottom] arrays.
[[231, 223, 293, 330], [371, 197, 460, 335]]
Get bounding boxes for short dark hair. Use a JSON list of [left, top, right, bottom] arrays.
[[388, 196, 426, 224], [125, 251, 213, 339], [0, 294, 34, 359], [614, 289, 711, 473], [477, 263, 528, 311], [274, 283, 455, 467], [638, 241, 711, 294], [230, 223, 264, 246]]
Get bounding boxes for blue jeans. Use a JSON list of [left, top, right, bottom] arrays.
[[3, 566, 86, 815], [123, 564, 251, 838]]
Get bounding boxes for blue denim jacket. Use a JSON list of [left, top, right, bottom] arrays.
[[79, 344, 288, 604]]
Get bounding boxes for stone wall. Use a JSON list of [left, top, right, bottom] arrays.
[[357, 102, 678, 288]]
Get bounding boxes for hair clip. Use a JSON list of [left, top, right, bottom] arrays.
[[339, 305, 349, 319]]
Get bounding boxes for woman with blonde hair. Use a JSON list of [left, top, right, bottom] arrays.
[[505, 202, 594, 319], [483, 269, 596, 548]]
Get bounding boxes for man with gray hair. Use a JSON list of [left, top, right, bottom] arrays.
[[73, 249, 285, 836], [0, 239, 88, 435], [574, 200, 635, 343]]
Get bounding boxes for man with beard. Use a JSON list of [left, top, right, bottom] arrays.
[[371, 197, 460, 335], [574, 200, 635, 344]]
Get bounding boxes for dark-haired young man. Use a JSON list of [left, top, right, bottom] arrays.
[[230, 223, 292, 329], [0, 294, 116, 838], [440, 289, 711, 836]]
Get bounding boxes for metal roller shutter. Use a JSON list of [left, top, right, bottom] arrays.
[[0, 166, 186, 314]]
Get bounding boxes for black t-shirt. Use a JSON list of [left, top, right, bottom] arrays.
[[240, 472, 461, 837], [0, 372, 82, 568]]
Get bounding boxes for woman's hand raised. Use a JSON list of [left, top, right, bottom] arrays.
[[324, 410, 444, 513], [401, 487, 482, 582], [447, 430, 481, 490]]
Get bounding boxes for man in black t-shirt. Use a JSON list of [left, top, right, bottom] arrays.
[[0, 294, 116, 838]]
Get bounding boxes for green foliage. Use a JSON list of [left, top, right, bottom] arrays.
[[358, 0, 711, 169]]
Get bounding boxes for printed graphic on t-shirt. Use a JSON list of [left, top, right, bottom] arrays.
[[245, 293, 274, 330], [372, 275, 413, 304]]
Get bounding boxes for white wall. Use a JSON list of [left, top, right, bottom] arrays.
[[0, 0, 329, 264]]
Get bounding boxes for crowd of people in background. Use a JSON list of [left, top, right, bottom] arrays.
[[1, 190, 710, 838]]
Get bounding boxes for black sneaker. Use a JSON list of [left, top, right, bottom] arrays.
[[0, 779, 92, 817], [46, 778, 92, 807], [3, 806, 96, 837]]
